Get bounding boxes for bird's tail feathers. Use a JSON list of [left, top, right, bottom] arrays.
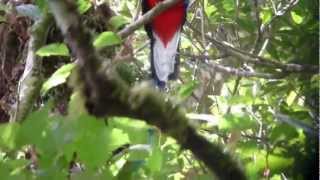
[[151, 30, 181, 87]]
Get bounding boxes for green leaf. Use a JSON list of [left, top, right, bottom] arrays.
[[222, 0, 234, 12], [268, 154, 294, 173], [269, 124, 298, 142], [0, 163, 10, 179], [197, 174, 214, 180], [260, 9, 272, 24], [93, 31, 121, 49], [291, 11, 303, 24], [17, 107, 59, 154], [147, 147, 163, 173], [36, 43, 69, 57], [109, 16, 129, 30], [236, 16, 255, 33], [0, 123, 20, 150], [117, 160, 145, 180], [178, 81, 198, 99], [77, 0, 92, 14], [35, 0, 47, 12], [109, 117, 149, 144], [41, 63, 76, 94], [68, 91, 87, 119], [237, 141, 259, 157], [74, 115, 129, 168], [6, 159, 30, 176], [204, 4, 217, 17], [73, 116, 108, 168], [108, 128, 130, 150], [270, 175, 282, 180], [219, 114, 256, 131], [227, 95, 255, 105]]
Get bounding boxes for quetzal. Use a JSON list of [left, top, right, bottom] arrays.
[[142, 0, 188, 88]]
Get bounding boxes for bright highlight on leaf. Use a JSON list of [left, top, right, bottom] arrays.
[[36, 43, 70, 57], [291, 11, 303, 24], [41, 63, 76, 94], [93, 31, 121, 49], [0, 123, 20, 150], [260, 9, 272, 24], [77, 0, 92, 14]]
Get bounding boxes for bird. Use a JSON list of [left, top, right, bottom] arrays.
[[142, 0, 188, 89]]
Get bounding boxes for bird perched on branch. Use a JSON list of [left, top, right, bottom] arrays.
[[142, 0, 188, 89]]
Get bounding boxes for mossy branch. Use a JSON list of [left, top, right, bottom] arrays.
[[11, 13, 53, 122]]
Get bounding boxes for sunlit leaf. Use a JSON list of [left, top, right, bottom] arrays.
[[93, 31, 121, 49], [109, 16, 129, 30], [291, 11, 303, 24], [41, 63, 76, 94], [147, 147, 163, 173], [260, 9, 272, 24], [74, 115, 129, 168], [77, 0, 92, 14], [68, 91, 87, 119], [219, 114, 255, 131], [109, 117, 149, 144], [0, 123, 20, 150], [36, 43, 69, 57]]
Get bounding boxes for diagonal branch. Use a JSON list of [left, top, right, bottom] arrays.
[[11, 12, 53, 122]]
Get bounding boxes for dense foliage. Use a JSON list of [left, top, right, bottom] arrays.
[[0, 0, 318, 179]]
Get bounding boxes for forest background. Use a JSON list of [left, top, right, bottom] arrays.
[[0, 0, 318, 179]]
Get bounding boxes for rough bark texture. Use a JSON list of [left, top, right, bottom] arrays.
[[0, 4, 30, 122], [11, 13, 53, 122]]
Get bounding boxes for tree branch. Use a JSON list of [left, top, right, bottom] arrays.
[[11, 12, 53, 122], [207, 62, 286, 79], [181, 53, 294, 79], [47, 0, 246, 179]]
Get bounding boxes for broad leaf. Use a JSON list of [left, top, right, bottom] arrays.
[[36, 43, 69, 57], [109, 16, 129, 30], [291, 11, 303, 24], [41, 63, 76, 94], [0, 123, 20, 150], [77, 0, 92, 14], [93, 31, 121, 49]]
